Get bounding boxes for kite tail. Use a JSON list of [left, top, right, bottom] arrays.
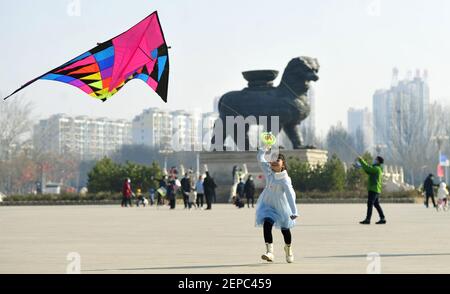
[[3, 76, 43, 100], [4, 88, 23, 100]]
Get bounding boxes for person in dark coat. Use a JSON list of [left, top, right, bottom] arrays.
[[157, 176, 167, 206], [423, 174, 438, 208], [167, 178, 177, 209], [180, 173, 191, 209], [121, 178, 132, 207], [244, 175, 256, 208], [235, 178, 245, 208], [203, 172, 217, 210]]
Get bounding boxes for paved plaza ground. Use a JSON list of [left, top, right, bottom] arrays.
[[1, 203, 450, 274]]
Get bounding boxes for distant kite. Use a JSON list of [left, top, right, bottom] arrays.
[[3, 11, 169, 102]]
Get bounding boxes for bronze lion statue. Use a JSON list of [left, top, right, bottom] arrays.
[[211, 56, 319, 150]]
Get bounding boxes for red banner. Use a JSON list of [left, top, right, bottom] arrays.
[[437, 164, 445, 178]]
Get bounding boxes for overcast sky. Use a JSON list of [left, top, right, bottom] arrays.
[[1, 0, 450, 136]]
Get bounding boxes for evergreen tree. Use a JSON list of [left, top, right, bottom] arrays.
[[321, 154, 346, 191]]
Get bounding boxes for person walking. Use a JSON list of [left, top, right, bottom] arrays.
[[157, 176, 167, 206], [436, 181, 449, 211], [149, 187, 155, 206], [181, 173, 191, 209], [357, 156, 386, 225], [235, 178, 245, 208], [121, 178, 132, 207], [244, 175, 256, 208], [423, 174, 438, 208], [167, 177, 177, 210], [203, 172, 217, 210], [195, 175, 205, 208], [188, 189, 197, 209], [256, 147, 298, 263]]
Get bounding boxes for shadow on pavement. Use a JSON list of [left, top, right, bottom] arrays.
[[83, 263, 268, 272], [305, 253, 450, 259]]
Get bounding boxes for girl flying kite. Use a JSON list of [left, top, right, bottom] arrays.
[[255, 132, 298, 263]]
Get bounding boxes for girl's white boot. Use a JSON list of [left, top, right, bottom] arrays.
[[284, 244, 294, 263], [261, 243, 274, 262]]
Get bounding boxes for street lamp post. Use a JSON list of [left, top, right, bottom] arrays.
[[159, 148, 173, 175], [196, 152, 200, 179]]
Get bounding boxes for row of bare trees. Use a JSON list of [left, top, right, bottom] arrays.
[[385, 102, 450, 185], [0, 97, 80, 195], [325, 102, 450, 186]]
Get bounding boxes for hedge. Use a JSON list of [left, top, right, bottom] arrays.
[[298, 189, 420, 200], [2, 189, 420, 204], [3, 193, 122, 202]]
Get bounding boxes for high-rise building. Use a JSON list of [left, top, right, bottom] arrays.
[[132, 108, 214, 151], [373, 69, 430, 146], [171, 110, 203, 151], [347, 107, 373, 152], [132, 108, 172, 149], [373, 89, 389, 145], [33, 114, 131, 160]]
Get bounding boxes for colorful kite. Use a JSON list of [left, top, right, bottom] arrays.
[[3, 11, 169, 102]]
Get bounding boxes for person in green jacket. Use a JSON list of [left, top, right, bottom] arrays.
[[357, 156, 386, 225]]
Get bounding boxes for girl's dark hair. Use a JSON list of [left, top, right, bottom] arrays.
[[376, 156, 384, 165], [278, 153, 287, 172]]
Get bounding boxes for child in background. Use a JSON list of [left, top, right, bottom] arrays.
[[437, 182, 449, 212], [149, 187, 155, 206], [188, 189, 197, 209], [136, 188, 147, 207]]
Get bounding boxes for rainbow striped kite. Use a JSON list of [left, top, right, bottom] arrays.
[[3, 11, 169, 102]]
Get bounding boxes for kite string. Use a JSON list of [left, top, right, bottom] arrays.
[[219, 101, 243, 117], [218, 80, 315, 140], [335, 134, 362, 159], [282, 80, 363, 160], [220, 80, 301, 120], [280, 80, 301, 98]]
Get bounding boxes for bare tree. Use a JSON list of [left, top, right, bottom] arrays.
[[0, 96, 34, 160], [443, 104, 450, 158], [382, 102, 448, 186], [325, 122, 356, 163], [354, 127, 367, 155], [0, 96, 34, 194]]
